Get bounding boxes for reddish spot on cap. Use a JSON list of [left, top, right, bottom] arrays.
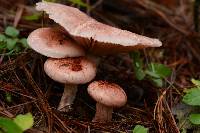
[[44, 57, 96, 84], [27, 27, 85, 58], [87, 81, 127, 107]]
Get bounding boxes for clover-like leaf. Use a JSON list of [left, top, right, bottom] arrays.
[[182, 87, 200, 106], [6, 38, 18, 50], [191, 79, 200, 87], [150, 77, 163, 87], [0, 34, 6, 42], [13, 113, 34, 131], [5, 26, 19, 37], [147, 63, 172, 78], [130, 52, 145, 80], [0, 117, 23, 133], [132, 125, 148, 133], [189, 113, 200, 125], [19, 38, 28, 48]]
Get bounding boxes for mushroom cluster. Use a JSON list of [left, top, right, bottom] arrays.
[[28, 27, 97, 112], [27, 1, 162, 122]]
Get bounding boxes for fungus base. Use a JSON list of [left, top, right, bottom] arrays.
[[93, 103, 113, 122], [57, 84, 78, 112]]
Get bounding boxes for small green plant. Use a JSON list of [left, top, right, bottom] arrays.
[[0, 26, 28, 55], [132, 125, 148, 133], [182, 79, 200, 125], [0, 113, 34, 133], [68, 0, 90, 8], [130, 51, 172, 87]]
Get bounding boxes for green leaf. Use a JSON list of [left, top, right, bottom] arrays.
[[191, 79, 200, 86], [182, 87, 200, 106], [0, 43, 6, 49], [5, 93, 12, 103], [181, 129, 187, 133], [189, 113, 200, 125], [145, 70, 160, 78], [0, 117, 23, 133], [147, 63, 172, 78], [5, 26, 19, 37], [0, 34, 6, 42], [14, 46, 21, 53], [6, 38, 18, 50], [150, 78, 163, 87], [23, 13, 41, 21], [4, 49, 15, 56], [18, 38, 28, 48], [130, 52, 145, 80], [0, 34, 6, 49], [132, 125, 148, 133], [13, 113, 33, 131], [68, 0, 90, 8]]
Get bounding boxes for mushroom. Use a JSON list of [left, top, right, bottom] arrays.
[[36, 1, 162, 55], [27, 27, 85, 58], [44, 57, 96, 112], [87, 80, 127, 122]]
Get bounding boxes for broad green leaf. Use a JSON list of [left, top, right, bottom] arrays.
[[5, 26, 19, 37], [191, 79, 200, 86], [189, 113, 200, 125], [6, 38, 17, 50], [18, 38, 28, 48], [182, 87, 200, 106], [147, 63, 172, 78], [0, 117, 23, 133], [0, 34, 6, 42], [132, 125, 148, 133], [23, 13, 41, 21], [130, 52, 145, 80], [14, 113, 33, 131]]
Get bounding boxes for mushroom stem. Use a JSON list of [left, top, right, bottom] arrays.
[[93, 103, 113, 122], [57, 84, 78, 112]]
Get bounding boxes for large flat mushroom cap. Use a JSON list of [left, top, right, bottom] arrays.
[[87, 81, 127, 107], [27, 27, 85, 58], [44, 57, 96, 84], [36, 2, 162, 55]]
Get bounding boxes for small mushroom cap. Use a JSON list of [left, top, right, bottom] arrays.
[[36, 2, 162, 55], [87, 81, 127, 107], [27, 27, 85, 58], [44, 57, 96, 84]]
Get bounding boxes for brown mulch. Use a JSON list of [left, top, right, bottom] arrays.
[[0, 0, 199, 132]]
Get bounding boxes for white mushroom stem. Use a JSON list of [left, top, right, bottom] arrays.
[[57, 84, 78, 112], [93, 103, 113, 122]]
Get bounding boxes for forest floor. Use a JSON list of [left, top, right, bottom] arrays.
[[0, 0, 200, 133]]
